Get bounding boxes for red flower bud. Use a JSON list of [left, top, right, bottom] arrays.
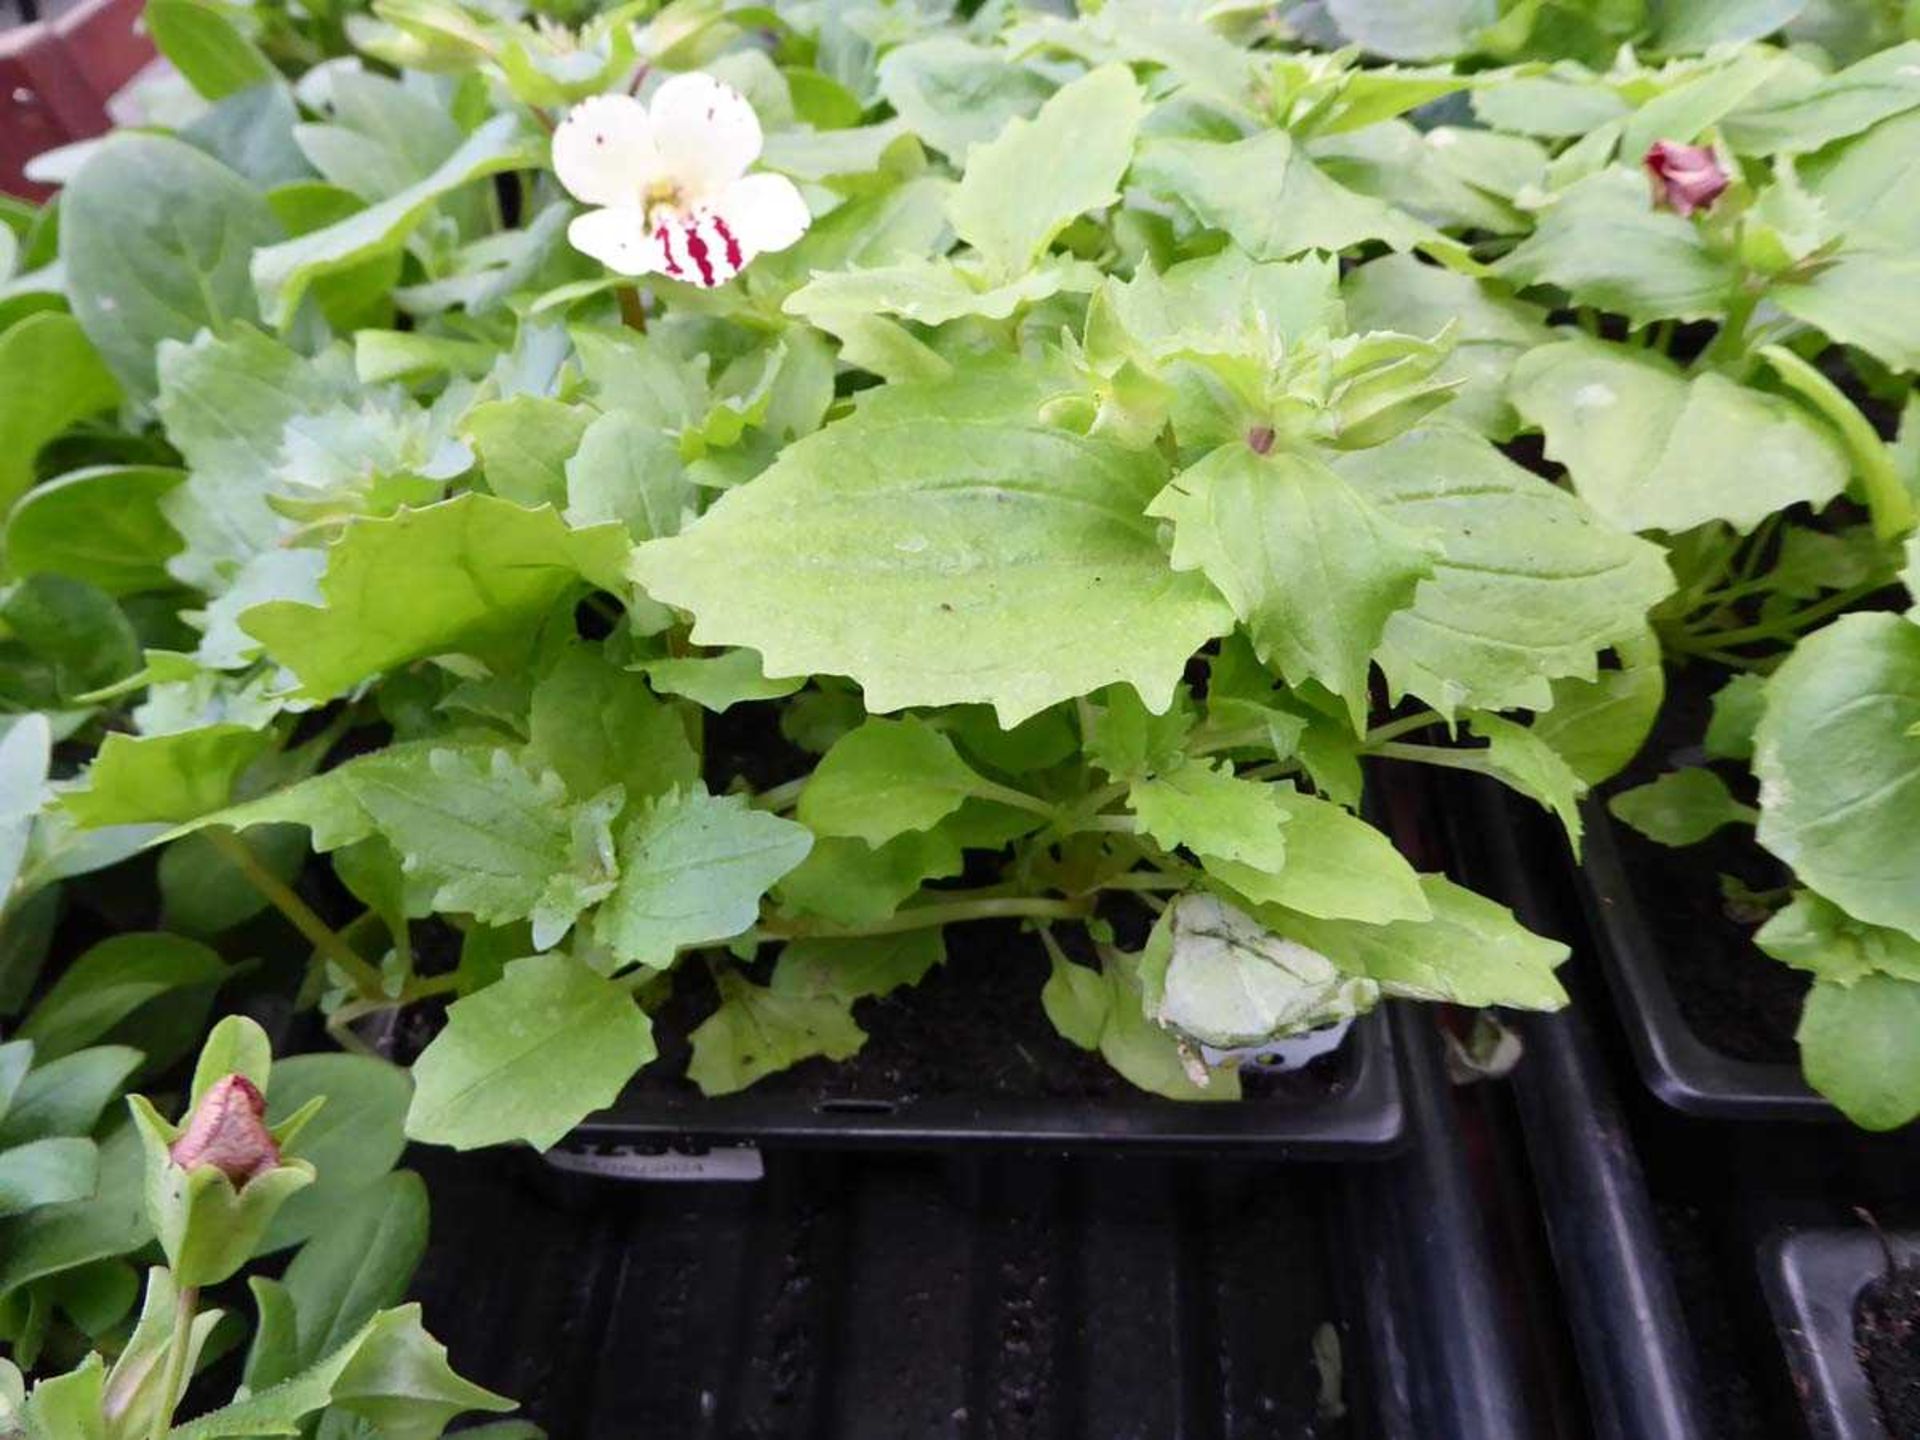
[[168, 1075, 280, 1185], [1644, 141, 1729, 219]]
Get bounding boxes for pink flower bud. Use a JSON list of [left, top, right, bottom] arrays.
[[1644, 141, 1730, 219], [168, 1076, 280, 1185]]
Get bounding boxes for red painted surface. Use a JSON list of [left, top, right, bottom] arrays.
[[1, 0, 153, 200]]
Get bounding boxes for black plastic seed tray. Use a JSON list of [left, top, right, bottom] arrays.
[[1571, 800, 1827, 1121], [410, 1008, 1536, 1440], [1762, 1228, 1920, 1440]]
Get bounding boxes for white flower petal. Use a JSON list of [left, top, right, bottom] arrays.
[[654, 214, 744, 289], [553, 93, 659, 208], [567, 206, 664, 277], [649, 71, 763, 196], [708, 172, 811, 257]]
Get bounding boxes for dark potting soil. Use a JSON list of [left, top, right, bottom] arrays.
[[1857, 1264, 1920, 1438], [1605, 661, 1807, 1065], [634, 919, 1346, 1105]]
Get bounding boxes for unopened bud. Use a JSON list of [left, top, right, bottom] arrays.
[[1645, 140, 1729, 219], [168, 1075, 280, 1185]]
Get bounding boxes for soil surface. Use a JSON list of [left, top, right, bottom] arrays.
[[1857, 1264, 1920, 1438], [1606, 662, 1806, 1064], [634, 919, 1348, 1105]]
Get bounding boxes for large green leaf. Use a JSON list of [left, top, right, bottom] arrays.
[[0, 313, 120, 512], [526, 648, 699, 804], [61, 134, 282, 400], [1611, 768, 1755, 846], [1497, 168, 1737, 327], [262, 1052, 412, 1250], [0, 1137, 97, 1218], [686, 968, 865, 1096], [280, 1171, 428, 1367], [242, 495, 629, 701], [797, 718, 984, 846], [18, 934, 227, 1061], [1325, 0, 1495, 59], [1797, 971, 1920, 1130], [1755, 613, 1920, 941], [947, 63, 1143, 278], [593, 789, 813, 968], [1274, 874, 1570, 1009], [147, 0, 278, 99], [407, 953, 653, 1151], [0, 1046, 141, 1147], [1722, 40, 1920, 153], [1134, 131, 1442, 261], [5, 465, 184, 597], [64, 726, 273, 827], [1129, 759, 1292, 872], [1210, 786, 1431, 924], [1343, 256, 1550, 441], [1334, 427, 1674, 716], [0, 1122, 149, 1303], [631, 369, 1232, 725], [1773, 247, 1920, 373], [343, 747, 617, 949], [876, 37, 1053, 159], [1510, 338, 1848, 534], [252, 115, 541, 327], [1149, 444, 1436, 723]]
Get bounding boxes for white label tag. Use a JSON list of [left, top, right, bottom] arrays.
[[542, 1144, 765, 1183]]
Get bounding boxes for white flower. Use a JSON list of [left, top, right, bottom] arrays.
[[552, 74, 811, 288]]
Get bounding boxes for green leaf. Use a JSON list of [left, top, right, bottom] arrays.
[[1722, 40, 1920, 154], [160, 825, 307, 938], [1213, 786, 1431, 924], [1334, 426, 1675, 717], [1085, 683, 1194, 781], [2, 574, 141, 701], [462, 395, 593, 509], [947, 64, 1143, 279], [1150, 893, 1377, 1050], [1275, 874, 1570, 1009], [564, 410, 694, 542], [1497, 168, 1737, 327], [19, 934, 227, 1062], [1510, 338, 1848, 535], [61, 134, 282, 400], [0, 313, 120, 512], [64, 725, 273, 827], [0, 1047, 140, 1147], [1705, 673, 1768, 762], [0, 1137, 97, 1218], [527, 648, 699, 805], [189, 1015, 272, 1109], [632, 368, 1232, 726], [687, 968, 866, 1096], [1534, 626, 1665, 786], [786, 255, 1098, 327], [1326, 0, 1494, 60], [1755, 613, 1920, 941], [0, 1039, 28, 1124], [1129, 760, 1291, 872], [1611, 767, 1756, 846], [252, 115, 542, 328], [0, 1121, 150, 1303], [774, 829, 964, 927], [282, 1171, 428, 1368], [147, 0, 277, 100], [797, 718, 984, 846], [173, 1303, 511, 1439], [344, 748, 615, 949], [1773, 247, 1920, 374], [1757, 890, 1920, 985], [1797, 972, 1920, 1130], [1343, 255, 1551, 441], [639, 650, 804, 712], [263, 1053, 411, 1250], [1470, 712, 1589, 851], [242, 495, 629, 701], [770, 931, 944, 1006], [409, 953, 651, 1151], [1135, 130, 1444, 262], [594, 789, 813, 968], [1149, 444, 1436, 724], [876, 37, 1053, 158], [22, 1353, 106, 1440], [5, 465, 184, 597]]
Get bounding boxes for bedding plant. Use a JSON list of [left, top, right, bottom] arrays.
[[4, 0, 1920, 1413]]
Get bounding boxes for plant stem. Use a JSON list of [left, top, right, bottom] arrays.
[[1682, 580, 1885, 649], [751, 776, 808, 813], [1362, 709, 1444, 748], [1759, 343, 1916, 540], [969, 780, 1059, 818], [149, 1283, 198, 1440], [1368, 741, 1496, 777], [205, 829, 385, 1000], [765, 894, 1089, 941]]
